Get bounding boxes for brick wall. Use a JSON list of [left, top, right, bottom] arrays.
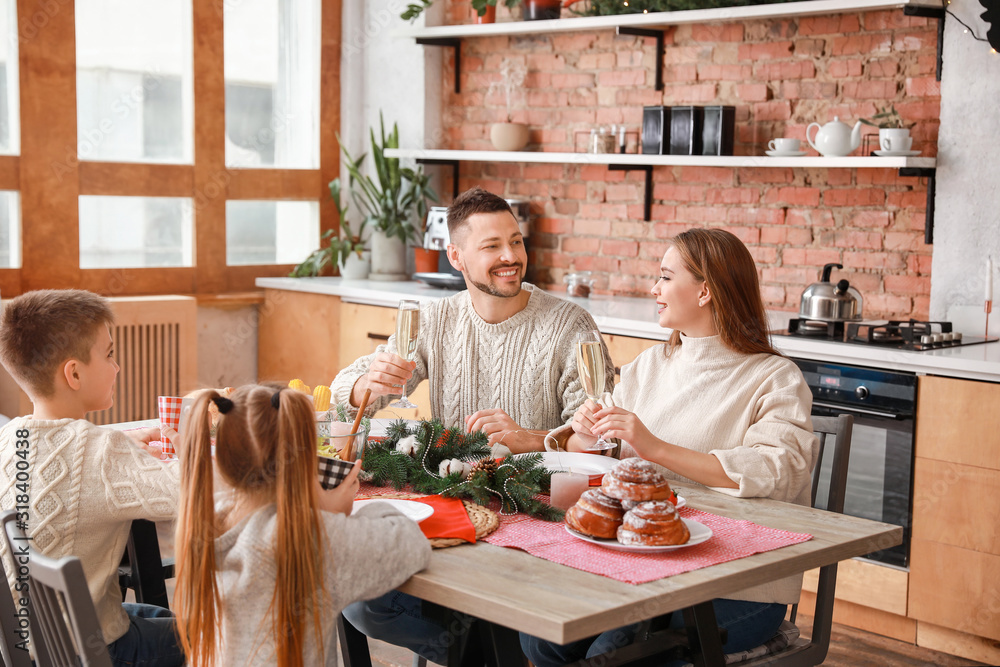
[[434, 3, 940, 319]]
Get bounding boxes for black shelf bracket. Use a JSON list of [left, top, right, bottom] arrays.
[[616, 27, 665, 91], [416, 38, 462, 93], [416, 158, 460, 199], [899, 166, 936, 244], [904, 5, 946, 81], [608, 164, 653, 221]]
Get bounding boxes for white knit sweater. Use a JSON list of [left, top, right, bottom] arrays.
[[213, 503, 430, 666], [331, 284, 615, 431], [0, 418, 180, 643], [613, 335, 818, 604]]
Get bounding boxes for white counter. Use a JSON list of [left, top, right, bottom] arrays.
[[257, 277, 1000, 383]]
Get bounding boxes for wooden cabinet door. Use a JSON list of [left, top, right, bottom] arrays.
[[338, 302, 432, 420], [258, 290, 341, 390], [603, 334, 663, 384]]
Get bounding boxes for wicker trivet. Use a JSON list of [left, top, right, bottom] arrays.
[[357, 493, 499, 548]]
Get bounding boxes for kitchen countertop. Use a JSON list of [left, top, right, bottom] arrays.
[[257, 277, 1000, 383]]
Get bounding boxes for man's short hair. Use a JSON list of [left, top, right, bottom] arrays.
[[0, 289, 115, 398], [446, 187, 514, 244]]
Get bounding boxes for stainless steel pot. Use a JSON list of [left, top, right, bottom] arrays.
[[799, 263, 864, 322]]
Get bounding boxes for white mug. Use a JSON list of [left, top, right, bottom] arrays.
[[768, 138, 801, 153], [879, 129, 912, 152]]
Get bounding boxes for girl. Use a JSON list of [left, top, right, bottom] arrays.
[[524, 228, 818, 665], [174, 384, 430, 667]]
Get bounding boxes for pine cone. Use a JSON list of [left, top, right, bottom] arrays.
[[468, 457, 498, 483]]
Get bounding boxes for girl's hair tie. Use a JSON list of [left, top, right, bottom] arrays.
[[270, 390, 282, 410], [212, 396, 234, 414]]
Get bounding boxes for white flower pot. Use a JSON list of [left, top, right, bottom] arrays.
[[490, 122, 530, 152], [370, 231, 408, 281], [340, 250, 370, 280]]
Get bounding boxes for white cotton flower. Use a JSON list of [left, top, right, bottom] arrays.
[[395, 435, 419, 456], [439, 458, 471, 479]]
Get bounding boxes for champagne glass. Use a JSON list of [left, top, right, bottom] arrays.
[[390, 299, 420, 409], [576, 330, 614, 451]]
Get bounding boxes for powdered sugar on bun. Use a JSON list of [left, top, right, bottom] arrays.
[[602, 457, 674, 502], [617, 500, 689, 546], [565, 489, 626, 540]]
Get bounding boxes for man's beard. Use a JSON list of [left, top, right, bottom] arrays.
[[468, 262, 523, 298]]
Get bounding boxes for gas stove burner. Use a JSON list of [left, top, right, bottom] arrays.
[[786, 319, 846, 339], [774, 319, 998, 352]]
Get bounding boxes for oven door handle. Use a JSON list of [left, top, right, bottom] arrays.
[[812, 401, 908, 420]]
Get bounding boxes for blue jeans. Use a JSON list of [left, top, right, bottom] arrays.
[[520, 599, 788, 667], [343, 591, 460, 665], [106, 603, 185, 667]]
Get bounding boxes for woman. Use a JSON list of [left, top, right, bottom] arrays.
[[522, 228, 818, 666]]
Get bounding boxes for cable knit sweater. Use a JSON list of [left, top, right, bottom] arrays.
[[0, 418, 180, 643], [213, 502, 430, 666], [331, 284, 615, 431], [613, 335, 818, 604]]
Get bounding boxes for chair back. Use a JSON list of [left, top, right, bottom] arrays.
[[0, 512, 111, 667], [0, 512, 32, 667], [810, 414, 854, 514]]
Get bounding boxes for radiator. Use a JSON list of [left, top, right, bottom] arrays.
[[88, 296, 198, 426]]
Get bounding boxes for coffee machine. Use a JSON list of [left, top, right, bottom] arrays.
[[423, 200, 531, 276]]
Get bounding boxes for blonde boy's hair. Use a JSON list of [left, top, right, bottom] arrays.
[[0, 289, 115, 398]]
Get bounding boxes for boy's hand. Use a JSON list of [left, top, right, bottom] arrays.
[[138, 442, 164, 459], [123, 427, 162, 446]]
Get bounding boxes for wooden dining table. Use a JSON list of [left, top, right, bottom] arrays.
[[338, 480, 903, 667]]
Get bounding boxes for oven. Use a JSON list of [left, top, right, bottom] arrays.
[[792, 358, 916, 568]]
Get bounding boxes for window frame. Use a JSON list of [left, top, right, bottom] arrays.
[[0, 0, 340, 297]]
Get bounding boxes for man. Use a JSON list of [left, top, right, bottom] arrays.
[[336, 187, 615, 665], [330, 186, 614, 454]]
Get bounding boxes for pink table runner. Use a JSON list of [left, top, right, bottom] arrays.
[[484, 507, 812, 585]]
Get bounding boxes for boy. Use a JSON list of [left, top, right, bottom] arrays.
[[0, 289, 183, 666]]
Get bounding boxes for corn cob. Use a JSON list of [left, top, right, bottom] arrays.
[[313, 385, 332, 412], [288, 378, 311, 394]]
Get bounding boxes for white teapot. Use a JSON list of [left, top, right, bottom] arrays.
[[806, 117, 863, 157]]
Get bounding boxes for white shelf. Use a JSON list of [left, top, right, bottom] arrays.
[[384, 148, 936, 169], [393, 0, 943, 39]]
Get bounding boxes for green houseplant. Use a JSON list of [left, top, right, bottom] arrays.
[[860, 104, 914, 130], [290, 179, 368, 278], [339, 115, 438, 280]]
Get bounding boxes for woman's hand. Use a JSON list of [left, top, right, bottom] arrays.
[[571, 399, 602, 437], [592, 406, 658, 454], [317, 461, 362, 515]]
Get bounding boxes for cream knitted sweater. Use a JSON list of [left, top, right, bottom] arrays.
[[213, 502, 430, 666], [0, 418, 180, 643], [331, 284, 615, 430], [613, 335, 818, 604]]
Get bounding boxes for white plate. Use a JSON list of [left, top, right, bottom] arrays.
[[765, 150, 807, 157], [514, 451, 617, 477], [352, 499, 434, 523], [565, 518, 711, 553], [367, 418, 421, 439], [873, 149, 921, 157]]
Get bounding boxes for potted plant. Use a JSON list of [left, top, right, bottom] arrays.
[[290, 180, 369, 279], [489, 58, 530, 151], [861, 104, 916, 154], [339, 115, 438, 281]]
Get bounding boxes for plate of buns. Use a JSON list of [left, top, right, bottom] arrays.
[[562, 457, 709, 552]]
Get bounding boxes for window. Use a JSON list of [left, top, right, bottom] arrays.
[[75, 0, 193, 163], [226, 200, 319, 266], [0, 191, 20, 268], [79, 195, 193, 269], [224, 0, 320, 169], [0, 0, 19, 154]]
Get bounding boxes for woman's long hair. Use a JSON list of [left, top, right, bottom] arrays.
[[665, 228, 779, 357], [174, 384, 326, 667]]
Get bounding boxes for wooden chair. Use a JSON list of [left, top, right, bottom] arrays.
[[0, 511, 32, 667], [117, 519, 174, 609], [0, 511, 112, 667], [575, 413, 854, 667]]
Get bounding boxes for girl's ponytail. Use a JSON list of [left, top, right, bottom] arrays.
[[271, 389, 326, 667], [174, 390, 222, 667]]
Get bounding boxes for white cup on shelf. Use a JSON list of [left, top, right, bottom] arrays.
[[879, 129, 912, 152], [768, 138, 801, 153]]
